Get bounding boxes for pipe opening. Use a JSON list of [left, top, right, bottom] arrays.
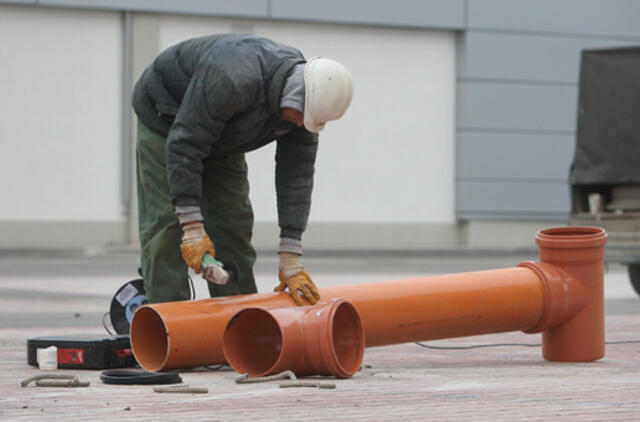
[[539, 227, 605, 237], [223, 308, 282, 376], [130, 306, 169, 372], [537, 226, 607, 249], [331, 301, 365, 376]]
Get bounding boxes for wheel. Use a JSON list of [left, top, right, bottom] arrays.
[[628, 264, 640, 296]]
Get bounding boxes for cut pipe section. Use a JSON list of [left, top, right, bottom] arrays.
[[223, 299, 364, 378], [130, 226, 607, 371]]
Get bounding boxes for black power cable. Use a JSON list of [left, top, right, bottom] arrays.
[[415, 340, 640, 350], [102, 312, 116, 336], [188, 275, 196, 300], [415, 342, 539, 350]]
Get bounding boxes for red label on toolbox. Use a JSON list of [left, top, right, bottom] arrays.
[[57, 348, 85, 364]]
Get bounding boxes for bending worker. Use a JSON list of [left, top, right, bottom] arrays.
[[131, 34, 353, 306]]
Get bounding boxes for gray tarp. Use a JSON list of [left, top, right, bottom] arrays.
[[570, 47, 640, 185]]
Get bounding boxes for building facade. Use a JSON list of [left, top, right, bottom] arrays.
[[1, 0, 639, 250]]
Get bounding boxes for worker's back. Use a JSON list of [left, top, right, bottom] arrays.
[[132, 33, 305, 138]]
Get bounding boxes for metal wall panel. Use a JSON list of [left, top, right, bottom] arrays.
[[459, 32, 640, 82], [458, 82, 578, 132], [457, 181, 570, 217], [457, 1, 640, 221], [269, 0, 465, 28], [456, 132, 575, 180], [467, 0, 640, 37], [0, 0, 464, 26], [36, 0, 269, 17]]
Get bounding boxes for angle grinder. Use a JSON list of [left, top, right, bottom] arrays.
[[107, 255, 238, 334], [201, 253, 239, 285]]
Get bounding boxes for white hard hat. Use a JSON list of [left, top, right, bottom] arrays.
[[303, 57, 354, 133]]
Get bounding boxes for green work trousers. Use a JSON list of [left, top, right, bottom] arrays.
[[136, 121, 257, 303]]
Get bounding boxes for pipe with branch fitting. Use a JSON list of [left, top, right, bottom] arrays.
[[130, 226, 607, 372]]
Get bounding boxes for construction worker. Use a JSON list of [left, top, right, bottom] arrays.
[[131, 34, 353, 305]]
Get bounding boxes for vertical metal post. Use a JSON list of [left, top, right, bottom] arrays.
[[121, 11, 133, 208], [127, 13, 161, 245]]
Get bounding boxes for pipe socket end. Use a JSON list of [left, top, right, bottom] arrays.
[[223, 299, 364, 378], [130, 306, 169, 372]]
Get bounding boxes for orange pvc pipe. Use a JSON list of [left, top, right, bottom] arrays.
[[223, 299, 364, 378], [130, 226, 606, 371], [534, 226, 607, 361]]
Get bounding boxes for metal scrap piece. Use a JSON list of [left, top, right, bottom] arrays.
[[153, 386, 208, 394], [279, 381, 336, 389], [21, 374, 90, 388], [234, 370, 297, 384]]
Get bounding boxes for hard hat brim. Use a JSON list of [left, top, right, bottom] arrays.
[[303, 56, 353, 133], [303, 116, 326, 133], [303, 57, 325, 133]]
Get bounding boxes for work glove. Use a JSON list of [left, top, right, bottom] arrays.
[[180, 222, 215, 274], [275, 252, 321, 306]]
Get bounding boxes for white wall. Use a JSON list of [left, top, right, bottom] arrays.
[[0, 5, 122, 222], [0, 8, 456, 248], [156, 16, 456, 226], [254, 22, 456, 225]]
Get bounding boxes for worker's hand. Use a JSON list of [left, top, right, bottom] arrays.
[[276, 270, 320, 306], [275, 252, 320, 306], [180, 222, 215, 274]]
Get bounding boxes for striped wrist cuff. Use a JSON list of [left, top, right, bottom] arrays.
[[278, 237, 303, 255], [175, 206, 204, 225]]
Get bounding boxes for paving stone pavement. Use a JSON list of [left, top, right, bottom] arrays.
[[0, 251, 639, 421]]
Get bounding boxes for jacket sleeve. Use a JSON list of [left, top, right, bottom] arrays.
[[275, 126, 319, 240], [165, 65, 242, 207]]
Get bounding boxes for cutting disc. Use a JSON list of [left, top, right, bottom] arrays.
[[109, 278, 147, 335]]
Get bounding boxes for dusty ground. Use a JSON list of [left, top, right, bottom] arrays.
[[0, 248, 639, 421]]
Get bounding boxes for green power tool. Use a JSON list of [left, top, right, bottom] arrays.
[[201, 254, 238, 285], [106, 255, 238, 335]]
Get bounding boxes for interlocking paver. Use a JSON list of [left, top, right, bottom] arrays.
[[1, 253, 638, 421], [1, 318, 639, 421]]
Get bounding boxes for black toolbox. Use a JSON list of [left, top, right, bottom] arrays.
[[27, 335, 137, 369]]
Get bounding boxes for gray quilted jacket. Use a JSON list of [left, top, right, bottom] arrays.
[[132, 34, 318, 240]]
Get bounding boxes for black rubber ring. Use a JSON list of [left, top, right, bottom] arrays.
[[100, 369, 182, 385]]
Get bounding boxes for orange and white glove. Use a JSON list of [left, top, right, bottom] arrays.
[[180, 222, 215, 274], [275, 252, 320, 306]]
